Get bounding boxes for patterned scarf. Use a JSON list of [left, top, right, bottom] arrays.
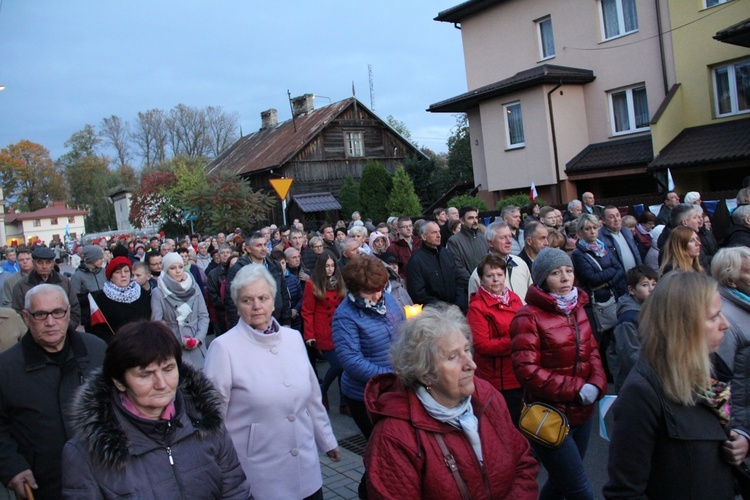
[[102, 279, 141, 304], [348, 292, 387, 315], [479, 284, 510, 307], [694, 379, 731, 425], [158, 271, 195, 325], [325, 275, 340, 291], [550, 287, 579, 314], [579, 239, 607, 258], [416, 386, 482, 463]]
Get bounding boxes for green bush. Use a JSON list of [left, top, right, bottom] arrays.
[[386, 166, 422, 217], [446, 195, 488, 212], [495, 192, 547, 210]]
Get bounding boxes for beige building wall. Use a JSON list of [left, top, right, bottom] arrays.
[[459, 0, 669, 146]]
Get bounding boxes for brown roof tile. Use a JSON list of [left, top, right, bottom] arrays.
[[291, 192, 342, 213], [566, 135, 653, 173], [4, 205, 88, 224], [648, 118, 750, 170], [428, 64, 595, 113]]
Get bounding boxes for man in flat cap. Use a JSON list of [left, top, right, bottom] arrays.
[[11, 247, 81, 329]]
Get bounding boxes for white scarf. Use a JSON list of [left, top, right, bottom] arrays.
[[416, 386, 483, 462]]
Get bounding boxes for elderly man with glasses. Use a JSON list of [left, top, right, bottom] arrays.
[[0, 284, 106, 499]]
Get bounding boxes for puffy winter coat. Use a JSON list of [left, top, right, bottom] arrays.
[[331, 293, 405, 401], [466, 286, 523, 391], [717, 285, 750, 430], [301, 285, 344, 351], [364, 373, 538, 499], [571, 242, 626, 301], [510, 285, 607, 426], [62, 365, 251, 499]]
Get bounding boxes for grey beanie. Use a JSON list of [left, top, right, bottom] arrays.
[[83, 245, 104, 265], [532, 247, 573, 286]]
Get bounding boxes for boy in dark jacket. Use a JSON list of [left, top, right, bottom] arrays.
[[607, 265, 658, 392]]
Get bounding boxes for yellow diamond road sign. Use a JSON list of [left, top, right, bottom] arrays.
[[269, 178, 293, 200]]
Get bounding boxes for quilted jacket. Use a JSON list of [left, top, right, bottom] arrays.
[[301, 285, 344, 351], [363, 373, 538, 499], [466, 286, 523, 391], [510, 285, 607, 426], [331, 293, 405, 401]]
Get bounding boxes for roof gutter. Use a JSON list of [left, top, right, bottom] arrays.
[[547, 82, 563, 204]]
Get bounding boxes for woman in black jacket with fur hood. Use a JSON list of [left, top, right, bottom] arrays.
[[61, 321, 251, 499]]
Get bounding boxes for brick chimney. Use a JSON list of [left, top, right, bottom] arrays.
[[260, 109, 278, 130], [291, 94, 315, 117]]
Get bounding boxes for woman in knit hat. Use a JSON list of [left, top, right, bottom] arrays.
[[151, 252, 209, 368], [510, 247, 607, 499], [88, 256, 152, 344]]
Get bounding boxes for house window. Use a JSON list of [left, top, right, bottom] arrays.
[[537, 17, 555, 60], [503, 102, 525, 148], [609, 85, 650, 135], [68, 216, 76, 223], [345, 131, 364, 157], [599, 0, 638, 40], [705, 0, 732, 7], [50, 218, 58, 225], [713, 59, 750, 117], [32, 219, 41, 227]]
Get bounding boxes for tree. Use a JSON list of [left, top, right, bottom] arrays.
[[100, 115, 132, 168], [205, 106, 239, 158], [166, 104, 208, 159], [188, 170, 276, 234], [338, 175, 361, 219], [0, 140, 66, 212], [132, 109, 168, 168], [447, 194, 488, 212], [129, 170, 180, 229], [58, 125, 119, 232], [386, 115, 417, 147], [403, 155, 436, 207], [433, 114, 473, 196], [359, 161, 393, 223], [386, 166, 422, 217]]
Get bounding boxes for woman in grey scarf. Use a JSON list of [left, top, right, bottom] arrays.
[[151, 252, 209, 368]]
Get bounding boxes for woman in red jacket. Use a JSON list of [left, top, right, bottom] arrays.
[[302, 250, 347, 412], [466, 253, 523, 425], [510, 247, 607, 500], [365, 304, 538, 499]]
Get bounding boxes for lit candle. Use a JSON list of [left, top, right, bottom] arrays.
[[404, 304, 423, 319]]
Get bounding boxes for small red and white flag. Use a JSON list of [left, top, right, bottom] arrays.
[[88, 293, 107, 327], [529, 182, 538, 202]]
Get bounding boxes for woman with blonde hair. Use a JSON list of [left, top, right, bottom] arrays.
[[659, 226, 704, 275], [604, 272, 746, 498]]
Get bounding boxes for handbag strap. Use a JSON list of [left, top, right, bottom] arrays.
[[433, 433, 471, 500], [583, 253, 614, 299]]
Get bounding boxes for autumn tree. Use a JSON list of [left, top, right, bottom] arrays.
[[58, 125, 118, 232], [0, 140, 66, 212], [129, 170, 180, 229], [359, 161, 393, 223], [338, 175, 361, 219], [386, 166, 422, 217]]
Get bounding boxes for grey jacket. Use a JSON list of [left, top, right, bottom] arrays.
[[62, 365, 251, 499], [151, 282, 209, 369], [717, 285, 750, 429], [70, 264, 106, 296], [447, 226, 489, 278], [0, 328, 106, 499], [607, 294, 642, 393]]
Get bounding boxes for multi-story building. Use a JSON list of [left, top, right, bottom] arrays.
[[429, 0, 750, 204]]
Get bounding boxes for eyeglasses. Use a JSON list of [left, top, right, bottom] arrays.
[[26, 307, 69, 321], [311, 244, 324, 249]]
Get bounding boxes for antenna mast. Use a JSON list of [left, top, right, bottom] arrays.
[[368, 64, 375, 110]]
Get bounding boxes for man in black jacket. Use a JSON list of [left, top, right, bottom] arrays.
[[224, 232, 291, 329], [0, 284, 106, 499], [407, 222, 468, 312]]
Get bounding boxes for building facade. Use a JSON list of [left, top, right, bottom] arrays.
[[4, 202, 88, 246]]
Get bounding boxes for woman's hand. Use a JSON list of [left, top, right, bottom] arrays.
[[723, 430, 750, 466], [326, 447, 342, 462]]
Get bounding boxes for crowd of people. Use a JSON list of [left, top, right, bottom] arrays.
[[0, 179, 749, 498]]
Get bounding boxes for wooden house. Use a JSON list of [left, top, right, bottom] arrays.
[[206, 94, 427, 225]]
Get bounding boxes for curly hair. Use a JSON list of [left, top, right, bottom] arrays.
[[342, 254, 388, 295]]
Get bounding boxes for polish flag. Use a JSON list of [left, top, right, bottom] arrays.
[[88, 293, 107, 327], [529, 182, 538, 202]]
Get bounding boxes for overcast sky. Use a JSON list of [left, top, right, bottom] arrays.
[[0, 1, 467, 165]]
